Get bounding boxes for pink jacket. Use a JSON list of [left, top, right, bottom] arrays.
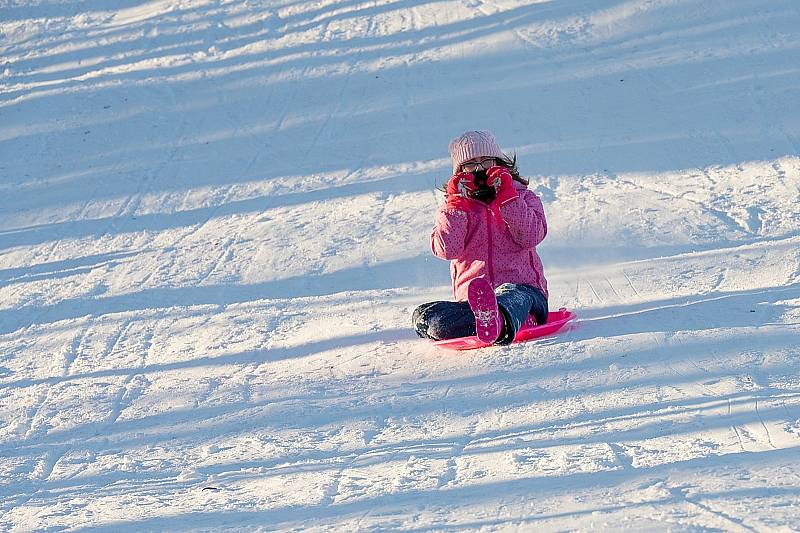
[[431, 181, 548, 302]]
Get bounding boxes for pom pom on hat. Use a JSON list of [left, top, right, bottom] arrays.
[[449, 130, 505, 174]]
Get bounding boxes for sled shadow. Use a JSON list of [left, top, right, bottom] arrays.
[[0, 252, 442, 335]]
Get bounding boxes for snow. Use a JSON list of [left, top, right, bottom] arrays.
[[1, 0, 799, 530]]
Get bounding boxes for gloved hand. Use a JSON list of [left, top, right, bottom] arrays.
[[487, 166, 518, 206], [445, 172, 477, 210]]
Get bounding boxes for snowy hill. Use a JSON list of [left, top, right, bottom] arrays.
[[1, 0, 799, 530]]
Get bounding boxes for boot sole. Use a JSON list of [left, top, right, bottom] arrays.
[[467, 278, 501, 343]]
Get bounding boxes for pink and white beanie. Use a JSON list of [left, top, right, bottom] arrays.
[[448, 130, 505, 174]]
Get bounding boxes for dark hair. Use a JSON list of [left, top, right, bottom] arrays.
[[495, 152, 529, 186], [437, 152, 529, 193]]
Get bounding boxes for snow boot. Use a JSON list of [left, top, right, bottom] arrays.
[[467, 277, 502, 343]]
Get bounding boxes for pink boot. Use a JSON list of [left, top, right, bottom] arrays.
[[467, 278, 502, 343]]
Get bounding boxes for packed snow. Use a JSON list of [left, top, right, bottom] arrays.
[[1, 0, 799, 531]]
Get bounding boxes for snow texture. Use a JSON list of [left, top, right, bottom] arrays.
[[1, 0, 800, 531]]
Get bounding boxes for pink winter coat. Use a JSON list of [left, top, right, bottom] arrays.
[[431, 181, 548, 302]]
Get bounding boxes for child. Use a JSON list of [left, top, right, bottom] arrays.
[[413, 130, 549, 345]]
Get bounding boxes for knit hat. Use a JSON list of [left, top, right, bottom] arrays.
[[448, 130, 505, 174]]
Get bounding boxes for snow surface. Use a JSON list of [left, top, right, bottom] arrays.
[[1, 0, 800, 531]]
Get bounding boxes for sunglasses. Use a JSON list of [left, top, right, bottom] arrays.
[[460, 158, 497, 172]]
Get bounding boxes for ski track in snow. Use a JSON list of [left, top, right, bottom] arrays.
[[1, 0, 800, 531]]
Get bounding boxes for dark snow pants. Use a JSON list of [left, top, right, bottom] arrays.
[[413, 283, 548, 345]]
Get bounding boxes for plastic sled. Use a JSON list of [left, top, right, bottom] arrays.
[[432, 308, 576, 351]]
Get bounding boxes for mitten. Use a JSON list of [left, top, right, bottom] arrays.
[[444, 172, 477, 210], [487, 166, 518, 206]]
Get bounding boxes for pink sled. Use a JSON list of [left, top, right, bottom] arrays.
[[432, 308, 576, 351]]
